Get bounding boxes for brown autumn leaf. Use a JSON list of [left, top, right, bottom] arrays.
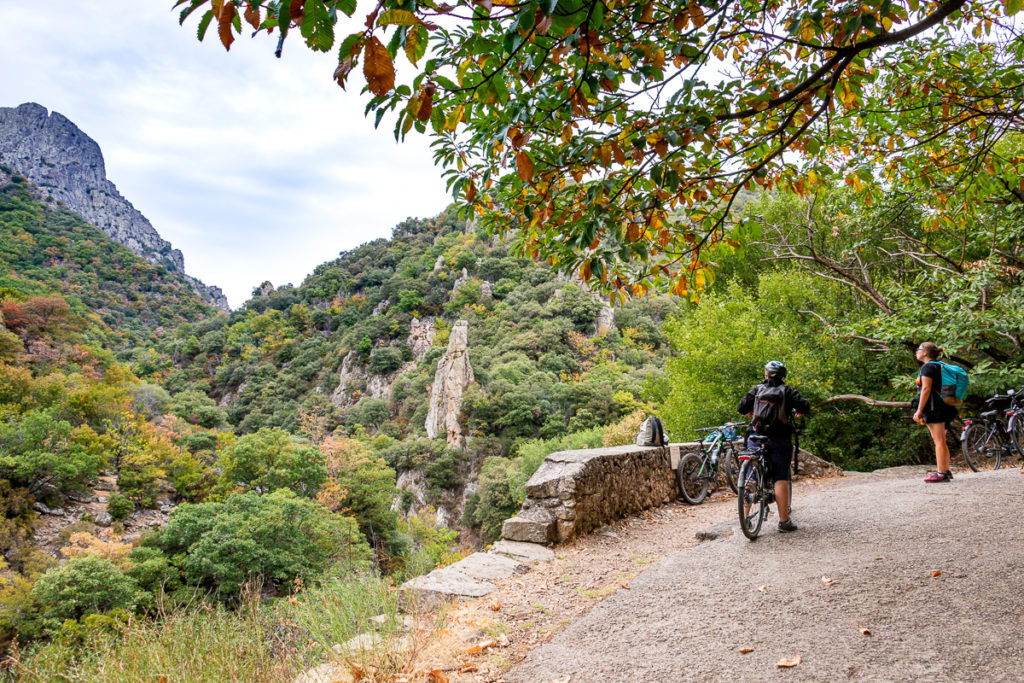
[[489, 600, 502, 611], [536, 11, 553, 35], [757, 584, 767, 593], [776, 655, 801, 668], [465, 180, 477, 202], [460, 663, 478, 673], [290, 0, 306, 23], [427, 669, 449, 683], [654, 139, 669, 158], [416, 83, 436, 121], [821, 575, 838, 586], [516, 151, 535, 183], [218, 2, 236, 51], [465, 638, 499, 654], [738, 647, 755, 654], [243, 2, 261, 30], [363, 37, 396, 97], [930, 570, 942, 577], [859, 626, 872, 636]]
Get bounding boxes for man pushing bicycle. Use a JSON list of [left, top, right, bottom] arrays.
[[738, 361, 810, 533]]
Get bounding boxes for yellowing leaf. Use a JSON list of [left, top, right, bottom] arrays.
[[738, 647, 755, 654], [363, 37, 396, 97], [378, 9, 423, 26], [689, 0, 706, 27], [930, 570, 942, 577]]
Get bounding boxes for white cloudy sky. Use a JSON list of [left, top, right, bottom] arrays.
[[0, 1, 451, 308]]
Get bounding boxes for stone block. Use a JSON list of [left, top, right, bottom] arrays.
[[489, 540, 555, 564], [502, 513, 556, 544]]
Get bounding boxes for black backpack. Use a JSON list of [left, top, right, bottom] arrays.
[[751, 384, 789, 433]]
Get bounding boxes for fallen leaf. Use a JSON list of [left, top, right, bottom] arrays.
[[465, 638, 499, 654], [427, 669, 449, 683], [548, 678, 571, 683], [859, 626, 872, 636], [930, 570, 942, 578], [757, 585, 767, 593], [821, 575, 838, 586], [620, 583, 630, 589], [460, 663, 478, 673], [489, 601, 502, 611], [738, 647, 755, 654], [777, 655, 801, 668]]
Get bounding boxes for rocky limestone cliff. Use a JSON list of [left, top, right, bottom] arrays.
[[331, 318, 436, 409], [0, 103, 228, 310], [426, 320, 474, 447]]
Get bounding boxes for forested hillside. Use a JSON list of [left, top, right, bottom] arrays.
[[0, 167, 213, 348]]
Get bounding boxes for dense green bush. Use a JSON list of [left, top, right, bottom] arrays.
[[106, 493, 134, 521], [146, 490, 371, 599], [216, 428, 326, 496], [27, 556, 147, 638]]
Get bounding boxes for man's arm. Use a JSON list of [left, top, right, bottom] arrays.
[[738, 387, 757, 416], [788, 386, 811, 416]]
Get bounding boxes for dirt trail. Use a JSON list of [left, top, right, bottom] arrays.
[[500, 467, 1024, 682], [416, 475, 845, 680]]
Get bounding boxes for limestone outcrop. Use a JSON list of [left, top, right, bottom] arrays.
[[425, 320, 473, 446], [0, 103, 228, 310]]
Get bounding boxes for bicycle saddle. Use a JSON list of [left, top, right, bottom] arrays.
[[747, 434, 770, 445], [981, 409, 999, 418]]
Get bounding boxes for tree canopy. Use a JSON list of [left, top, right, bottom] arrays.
[[177, 0, 1022, 297]]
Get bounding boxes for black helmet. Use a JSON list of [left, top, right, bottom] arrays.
[[764, 360, 787, 380]]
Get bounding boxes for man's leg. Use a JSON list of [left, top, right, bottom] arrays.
[[775, 479, 790, 522]]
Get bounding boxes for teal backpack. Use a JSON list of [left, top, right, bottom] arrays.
[[932, 361, 969, 406]]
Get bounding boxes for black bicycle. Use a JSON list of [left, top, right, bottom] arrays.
[[960, 389, 1024, 471], [736, 434, 773, 540], [676, 422, 744, 505]]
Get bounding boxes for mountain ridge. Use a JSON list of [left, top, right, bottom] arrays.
[[0, 102, 228, 311]]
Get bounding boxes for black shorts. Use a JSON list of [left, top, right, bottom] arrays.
[[763, 437, 793, 483], [922, 401, 957, 426]]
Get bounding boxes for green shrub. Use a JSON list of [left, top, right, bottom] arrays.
[[28, 556, 147, 638], [106, 493, 134, 521], [147, 490, 371, 600], [217, 427, 326, 497]]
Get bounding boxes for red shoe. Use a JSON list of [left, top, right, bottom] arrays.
[[924, 471, 952, 483]]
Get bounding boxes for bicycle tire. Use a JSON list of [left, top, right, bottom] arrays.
[[677, 452, 709, 505], [1008, 414, 1024, 459], [722, 443, 741, 494], [737, 458, 768, 540], [961, 422, 1002, 472]]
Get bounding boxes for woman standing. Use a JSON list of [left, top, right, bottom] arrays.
[[913, 342, 956, 483]]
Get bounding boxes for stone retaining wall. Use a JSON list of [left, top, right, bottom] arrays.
[[501, 442, 840, 545]]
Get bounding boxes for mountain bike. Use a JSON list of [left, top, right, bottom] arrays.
[[960, 389, 1024, 471], [676, 421, 744, 505], [736, 435, 773, 540]]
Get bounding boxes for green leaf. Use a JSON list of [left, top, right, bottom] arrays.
[[197, 10, 214, 41], [301, 0, 335, 51], [338, 32, 364, 60], [1007, 0, 1023, 16], [336, 0, 357, 17]]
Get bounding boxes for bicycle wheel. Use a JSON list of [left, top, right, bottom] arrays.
[[1008, 414, 1024, 459], [737, 458, 768, 540], [722, 443, 741, 494], [677, 453, 710, 505], [961, 422, 1002, 471]]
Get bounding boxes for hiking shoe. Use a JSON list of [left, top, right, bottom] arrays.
[[924, 471, 953, 483], [777, 519, 798, 533]]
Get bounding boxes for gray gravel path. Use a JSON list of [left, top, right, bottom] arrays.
[[507, 468, 1024, 682]]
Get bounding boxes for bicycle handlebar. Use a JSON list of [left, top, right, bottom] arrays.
[[694, 421, 747, 433]]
